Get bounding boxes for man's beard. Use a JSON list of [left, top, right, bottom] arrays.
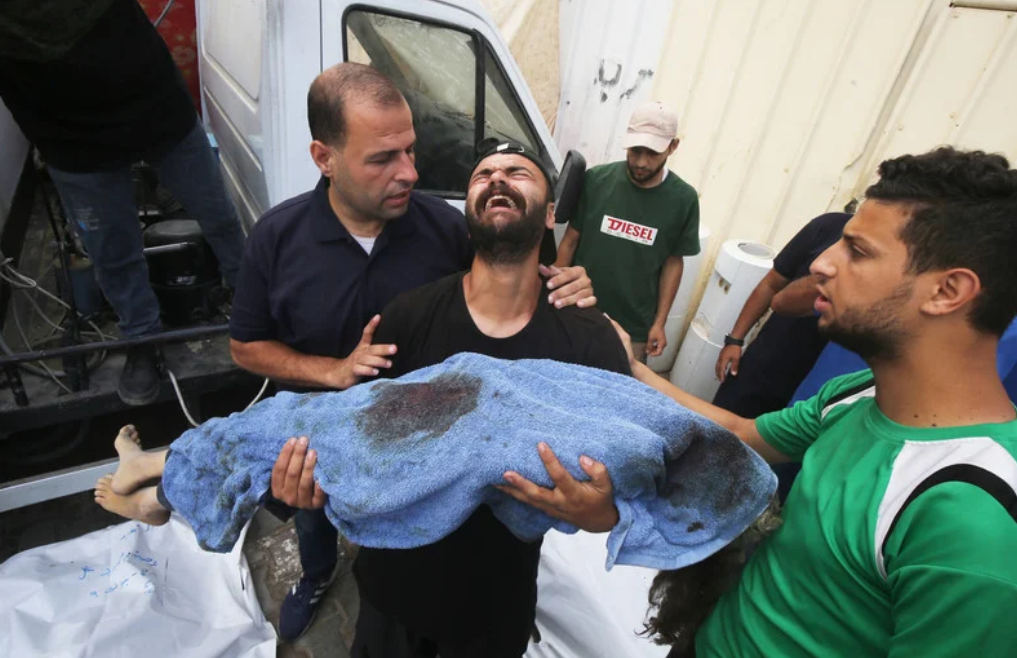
[[627, 160, 665, 184], [466, 186, 547, 265], [818, 282, 913, 363]]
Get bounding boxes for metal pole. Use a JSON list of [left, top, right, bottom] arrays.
[[0, 323, 230, 367], [36, 169, 89, 389], [3, 364, 28, 407]]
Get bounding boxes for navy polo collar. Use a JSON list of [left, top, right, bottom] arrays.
[[310, 176, 417, 244]]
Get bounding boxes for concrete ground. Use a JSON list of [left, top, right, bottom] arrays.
[[245, 509, 360, 658], [1, 494, 361, 658]]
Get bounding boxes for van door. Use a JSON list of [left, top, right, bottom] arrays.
[[320, 0, 562, 206], [196, 0, 274, 230]]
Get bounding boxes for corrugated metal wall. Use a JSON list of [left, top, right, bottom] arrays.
[[642, 0, 1017, 324], [554, 0, 676, 165], [549, 0, 1017, 337]]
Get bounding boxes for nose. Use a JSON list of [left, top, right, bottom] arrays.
[[395, 151, 419, 185], [488, 168, 509, 185], [810, 243, 837, 279]]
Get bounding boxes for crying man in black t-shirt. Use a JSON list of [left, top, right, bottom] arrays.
[[346, 141, 630, 658]]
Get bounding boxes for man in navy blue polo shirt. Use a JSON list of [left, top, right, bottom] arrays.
[[228, 63, 595, 642], [712, 212, 851, 417]]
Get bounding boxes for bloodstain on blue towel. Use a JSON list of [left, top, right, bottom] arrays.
[[662, 434, 752, 515], [358, 372, 482, 441]]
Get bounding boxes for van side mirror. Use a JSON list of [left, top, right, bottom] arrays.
[[553, 149, 586, 225]]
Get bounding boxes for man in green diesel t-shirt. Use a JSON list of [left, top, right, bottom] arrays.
[[501, 147, 1017, 657], [556, 101, 700, 361]]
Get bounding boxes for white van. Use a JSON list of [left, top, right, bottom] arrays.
[[195, 6, 664, 657], [197, 0, 577, 230]]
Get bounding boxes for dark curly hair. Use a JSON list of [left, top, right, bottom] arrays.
[[643, 497, 783, 657], [864, 147, 1017, 335]]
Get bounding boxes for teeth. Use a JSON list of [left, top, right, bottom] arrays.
[[485, 195, 517, 210]]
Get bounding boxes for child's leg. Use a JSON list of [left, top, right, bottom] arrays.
[[95, 476, 171, 526], [111, 425, 169, 494]]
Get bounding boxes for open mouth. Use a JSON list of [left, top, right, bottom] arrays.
[[814, 292, 832, 314], [484, 195, 518, 211], [476, 187, 526, 216]]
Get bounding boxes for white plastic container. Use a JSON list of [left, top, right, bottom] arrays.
[[669, 238, 773, 399], [647, 224, 712, 373], [669, 318, 724, 401], [693, 239, 774, 345]]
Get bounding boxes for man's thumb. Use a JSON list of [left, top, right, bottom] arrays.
[[580, 455, 608, 481]]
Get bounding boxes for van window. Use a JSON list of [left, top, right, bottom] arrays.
[[345, 9, 541, 198], [483, 45, 538, 151]]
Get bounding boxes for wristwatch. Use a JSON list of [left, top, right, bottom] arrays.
[[724, 334, 745, 347]]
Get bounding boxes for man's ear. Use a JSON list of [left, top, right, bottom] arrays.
[[921, 268, 981, 318], [667, 138, 680, 156], [309, 140, 334, 177], [545, 201, 556, 229]]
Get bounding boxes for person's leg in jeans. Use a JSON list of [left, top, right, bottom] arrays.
[[294, 508, 339, 581], [47, 165, 163, 405], [279, 508, 340, 640], [150, 119, 244, 288]]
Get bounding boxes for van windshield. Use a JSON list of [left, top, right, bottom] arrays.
[[345, 10, 540, 197]]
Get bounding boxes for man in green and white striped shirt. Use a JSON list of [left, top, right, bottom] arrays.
[[501, 146, 1017, 657]]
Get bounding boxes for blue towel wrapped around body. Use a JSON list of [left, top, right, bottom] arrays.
[[162, 353, 777, 571]]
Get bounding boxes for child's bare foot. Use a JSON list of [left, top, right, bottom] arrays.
[[95, 476, 170, 526], [111, 425, 166, 494], [115, 424, 141, 454]]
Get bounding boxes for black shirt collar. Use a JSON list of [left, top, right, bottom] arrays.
[[310, 176, 418, 245]]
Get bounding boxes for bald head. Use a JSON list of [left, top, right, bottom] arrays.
[[307, 62, 407, 148]]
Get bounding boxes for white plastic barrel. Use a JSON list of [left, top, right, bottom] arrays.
[[669, 239, 774, 398], [647, 225, 712, 373]]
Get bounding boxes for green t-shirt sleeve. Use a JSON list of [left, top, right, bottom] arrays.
[[884, 482, 1017, 657], [755, 398, 823, 460], [671, 191, 701, 257], [755, 370, 874, 459]]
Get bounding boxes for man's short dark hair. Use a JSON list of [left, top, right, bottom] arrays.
[[307, 62, 406, 148], [865, 147, 1017, 336]]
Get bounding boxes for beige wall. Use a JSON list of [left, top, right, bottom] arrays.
[[651, 0, 1017, 324], [480, 0, 561, 130], [483, 0, 1017, 344]]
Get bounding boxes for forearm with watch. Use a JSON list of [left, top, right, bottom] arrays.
[[715, 269, 789, 380]]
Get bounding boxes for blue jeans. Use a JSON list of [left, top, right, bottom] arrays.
[[48, 119, 244, 337], [294, 508, 339, 582]]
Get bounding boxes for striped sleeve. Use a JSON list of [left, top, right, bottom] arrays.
[[756, 370, 874, 460], [885, 482, 1017, 657]]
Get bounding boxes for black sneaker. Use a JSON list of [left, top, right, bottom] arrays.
[[278, 567, 339, 642], [117, 346, 161, 406]]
